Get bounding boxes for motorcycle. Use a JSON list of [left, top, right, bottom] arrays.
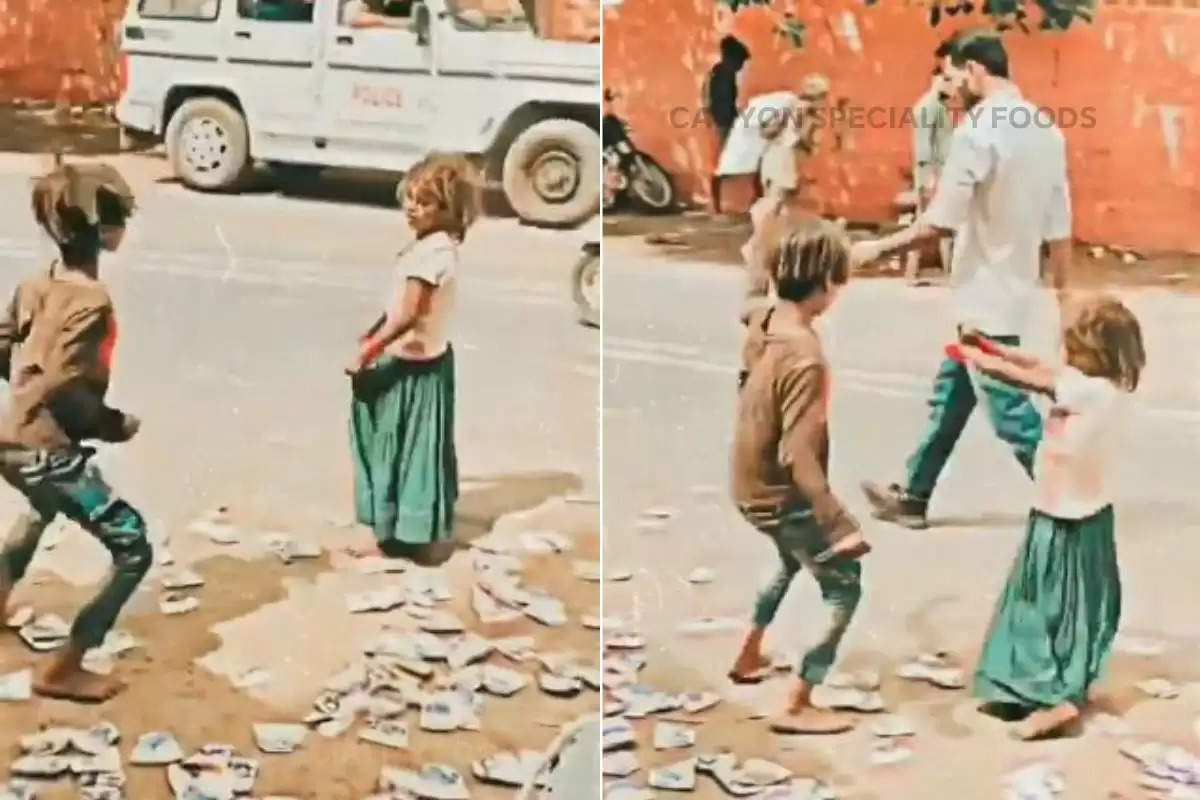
[[602, 99, 675, 214], [572, 215, 600, 328]]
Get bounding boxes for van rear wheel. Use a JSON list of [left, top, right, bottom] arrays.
[[502, 119, 600, 227], [166, 97, 251, 192]]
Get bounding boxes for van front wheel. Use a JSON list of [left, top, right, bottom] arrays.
[[166, 97, 251, 192], [502, 119, 600, 227]]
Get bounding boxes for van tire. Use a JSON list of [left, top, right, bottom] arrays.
[[501, 119, 600, 227], [166, 97, 251, 192]]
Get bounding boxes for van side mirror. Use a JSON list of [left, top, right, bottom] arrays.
[[410, 3, 431, 45]]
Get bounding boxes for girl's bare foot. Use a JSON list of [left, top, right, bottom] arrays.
[[1012, 702, 1080, 740], [34, 647, 125, 703]]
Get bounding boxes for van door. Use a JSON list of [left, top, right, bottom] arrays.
[[223, 0, 325, 158], [319, 0, 438, 170]]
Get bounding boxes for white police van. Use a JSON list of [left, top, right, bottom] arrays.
[[115, 0, 600, 226]]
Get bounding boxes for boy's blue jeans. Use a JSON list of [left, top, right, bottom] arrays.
[[0, 448, 151, 650], [751, 510, 862, 685], [904, 335, 1043, 501]]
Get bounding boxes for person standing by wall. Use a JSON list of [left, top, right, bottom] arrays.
[[705, 35, 751, 214]]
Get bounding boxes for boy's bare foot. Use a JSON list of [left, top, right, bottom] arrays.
[[727, 652, 773, 684], [767, 678, 854, 734], [34, 647, 125, 703], [728, 627, 773, 684], [1011, 702, 1080, 740], [769, 707, 855, 735]]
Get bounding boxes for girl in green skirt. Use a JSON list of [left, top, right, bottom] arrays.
[[955, 295, 1146, 740], [344, 154, 480, 565]]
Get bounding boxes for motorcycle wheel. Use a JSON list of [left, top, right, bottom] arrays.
[[629, 153, 675, 213], [571, 250, 601, 329]]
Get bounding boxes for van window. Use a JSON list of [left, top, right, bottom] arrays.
[[139, 0, 220, 20], [339, 0, 413, 27], [448, 0, 530, 31], [239, 0, 315, 21]]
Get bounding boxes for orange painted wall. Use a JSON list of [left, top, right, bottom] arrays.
[[604, 0, 1200, 253], [0, 0, 127, 104], [0, 0, 597, 103]]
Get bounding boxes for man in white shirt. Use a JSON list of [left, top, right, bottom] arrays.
[[851, 32, 1073, 529]]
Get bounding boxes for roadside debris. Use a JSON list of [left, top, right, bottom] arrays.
[[0, 670, 32, 702], [1120, 740, 1200, 789], [252, 724, 306, 754], [893, 652, 965, 690], [871, 714, 916, 738], [471, 750, 542, 788], [159, 594, 200, 616], [188, 509, 240, 545], [1114, 635, 1168, 657], [379, 764, 470, 800], [653, 722, 697, 750], [161, 568, 205, 591], [358, 720, 409, 750], [869, 738, 913, 766], [649, 757, 697, 791], [10, 723, 125, 797], [18, 613, 69, 651], [604, 751, 640, 778], [520, 531, 572, 555], [1137, 678, 1181, 699], [686, 567, 716, 584], [346, 586, 406, 614], [261, 533, 321, 564], [677, 617, 741, 636], [6, 605, 34, 629], [1003, 762, 1064, 800], [129, 732, 184, 766]]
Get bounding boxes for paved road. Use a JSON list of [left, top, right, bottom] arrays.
[[603, 235, 1200, 799], [0, 155, 599, 532], [0, 154, 601, 798]]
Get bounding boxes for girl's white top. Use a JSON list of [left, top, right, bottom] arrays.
[[388, 231, 458, 360], [1033, 365, 1123, 520]]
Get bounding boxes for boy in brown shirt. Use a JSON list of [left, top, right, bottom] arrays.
[[0, 162, 150, 703], [729, 217, 869, 734]]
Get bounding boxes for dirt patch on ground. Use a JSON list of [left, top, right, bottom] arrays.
[[605, 213, 1200, 292], [0, 501, 600, 798], [0, 104, 121, 156]]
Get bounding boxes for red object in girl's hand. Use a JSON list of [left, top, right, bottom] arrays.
[[974, 337, 1002, 356], [945, 343, 966, 364]]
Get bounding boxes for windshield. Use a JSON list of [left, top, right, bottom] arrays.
[[444, 0, 533, 31]]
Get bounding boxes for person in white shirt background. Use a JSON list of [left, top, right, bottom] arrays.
[[954, 295, 1146, 741], [851, 31, 1073, 529], [905, 36, 959, 286], [715, 75, 829, 216]]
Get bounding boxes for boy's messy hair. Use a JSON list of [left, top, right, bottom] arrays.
[[1063, 295, 1146, 392], [400, 152, 482, 242], [31, 161, 135, 259], [763, 216, 850, 302]]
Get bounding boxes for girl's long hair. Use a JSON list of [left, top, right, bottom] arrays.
[[400, 153, 482, 242], [1063, 295, 1146, 391]]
